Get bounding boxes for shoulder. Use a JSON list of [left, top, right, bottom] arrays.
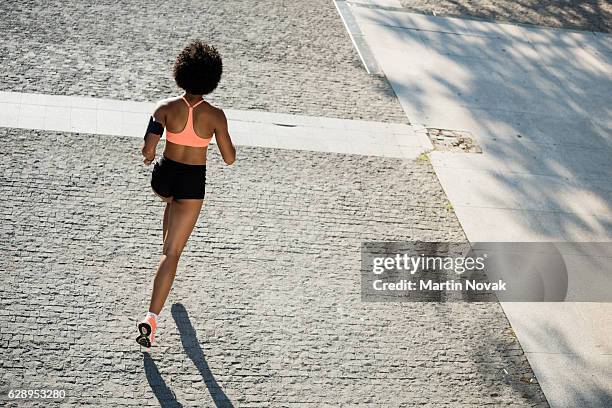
[[152, 97, 181, 121], [207, 104, 227, 123], [203, 104, 228, 133], [153, 97, 180, 113]]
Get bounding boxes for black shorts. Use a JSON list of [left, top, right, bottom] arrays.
[[151, 155, 206, 200]]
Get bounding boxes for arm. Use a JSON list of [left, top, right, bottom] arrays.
[[141, 104, 166, 165], [214, 109, 236, 165]]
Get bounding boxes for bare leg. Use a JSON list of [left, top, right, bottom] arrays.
[[152, 188, 173, 243], [148, 199, 203, 315], [162, 201, 172, 243]]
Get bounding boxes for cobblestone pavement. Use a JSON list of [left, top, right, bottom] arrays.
[[399, 0, 612, 33], [0, 0, 406, 122], [0, 128, 547, 407]]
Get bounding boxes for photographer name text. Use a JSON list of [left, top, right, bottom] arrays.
[[372, 279, 507, 291]]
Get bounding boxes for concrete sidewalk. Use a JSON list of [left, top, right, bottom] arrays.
[[0, 91, 431, 160], [346, 2, 612, 407]]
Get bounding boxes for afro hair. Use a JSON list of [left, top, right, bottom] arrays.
[[173, 40, 222, 95]]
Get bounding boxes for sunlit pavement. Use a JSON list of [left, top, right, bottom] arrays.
[[344, 2, 612, 407]]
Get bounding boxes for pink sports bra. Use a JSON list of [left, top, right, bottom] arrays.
[[165, 97, 213, 148]]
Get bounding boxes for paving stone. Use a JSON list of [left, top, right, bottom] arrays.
[[0, 128, 547, 406], [0, 0, 406, 123]]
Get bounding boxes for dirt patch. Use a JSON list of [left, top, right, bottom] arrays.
[[427, 128, 483, 153]]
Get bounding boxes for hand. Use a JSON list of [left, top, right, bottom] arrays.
[[141, 145, 155, 165], [143, 156, 154, 165]]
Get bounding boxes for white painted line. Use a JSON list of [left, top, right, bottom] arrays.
[[0, 91, 426, 159], [334, 0, 382, 75]]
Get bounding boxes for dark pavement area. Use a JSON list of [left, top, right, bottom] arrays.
[[400, 0, 612, 33]]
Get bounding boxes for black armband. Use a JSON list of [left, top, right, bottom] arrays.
[[144, 116, 164, 140]]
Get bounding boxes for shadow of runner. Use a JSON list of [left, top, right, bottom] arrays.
[[172, 303, 234, 408], [143, 352, 183, 408]]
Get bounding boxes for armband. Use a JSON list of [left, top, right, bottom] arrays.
[[144, 116, 164, 140]]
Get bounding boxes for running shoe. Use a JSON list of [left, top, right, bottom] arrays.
[[135, 315, 157, 348]]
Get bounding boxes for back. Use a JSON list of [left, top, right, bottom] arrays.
[[163, 97, 218, 165], [165, 97, 215, 141]]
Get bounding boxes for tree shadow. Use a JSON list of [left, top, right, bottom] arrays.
[[520, 319, 611, 407], [357, 6, 612, 241], [470, 315, 612, 407], [171, 303, 234, 408], [398, 0, 611, 33], [353, 7, 611, 406], [143, 352, 183, 408]]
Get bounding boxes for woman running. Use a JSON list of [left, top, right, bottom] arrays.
[[136, 40, 235, 347]]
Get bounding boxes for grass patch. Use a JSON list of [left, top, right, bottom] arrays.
[[416, 152, 429, 162]]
